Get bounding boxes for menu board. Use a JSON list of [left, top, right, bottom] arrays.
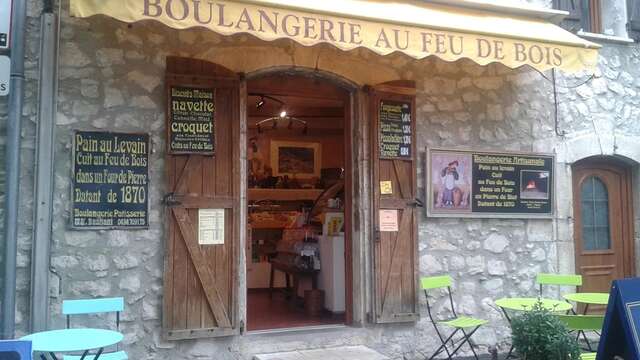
[[72, 131, 149, 229], [379, 100, 412, 158], [598, 278, 640, 359], [427, 148, 554, 218], [168, 86, 215, 154]]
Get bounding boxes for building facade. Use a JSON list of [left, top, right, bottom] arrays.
[[3, 0, 640, 359]]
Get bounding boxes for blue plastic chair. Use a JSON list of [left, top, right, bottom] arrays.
[[62, 297, 127, 360], [0, 340, 32, 360]]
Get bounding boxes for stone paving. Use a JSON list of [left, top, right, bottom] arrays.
[[253, 346, 390, 360]]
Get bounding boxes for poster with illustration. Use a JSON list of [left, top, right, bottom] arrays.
[[430, 151, 472, 212], [427, 148, 555, 218]]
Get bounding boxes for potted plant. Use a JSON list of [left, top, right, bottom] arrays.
[[510, 302, 581, 360]]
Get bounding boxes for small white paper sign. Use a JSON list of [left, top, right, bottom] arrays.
[[379, 209, 399, 232], [0, 56, 9, 96], [198, 209, 225, 245]]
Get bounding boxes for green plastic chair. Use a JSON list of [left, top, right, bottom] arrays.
[[556, 314, 604, 352], [422, 276, 488, 360], [536, 273, 583, 296], [62, 297, 128, 360]]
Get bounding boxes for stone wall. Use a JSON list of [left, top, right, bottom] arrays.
[[7, 0, 640, 359]]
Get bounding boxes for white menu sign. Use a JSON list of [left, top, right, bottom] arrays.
[[198, 209, 225, 245], [0, 0, 11, 50], [379, 209, 399, 232]]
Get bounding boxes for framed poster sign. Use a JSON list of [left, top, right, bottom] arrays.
[[71, 131, 150, 229], [379, 100, 412, 159], [427, 148, 554, 218], [270, 140, 322, 179], [167, 85, 215, 154]]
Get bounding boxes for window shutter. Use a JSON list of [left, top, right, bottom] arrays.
[[370, 81, 419, 324], [554, 0, 588, 32], [628, 0, 640, 40], [163, 57, 241, 340]]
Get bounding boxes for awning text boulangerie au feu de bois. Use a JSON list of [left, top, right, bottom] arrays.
[[70, 0, 601, 73]]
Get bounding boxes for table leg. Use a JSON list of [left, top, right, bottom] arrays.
[[79, 350, 90, 360], [498, 308, 516, 359], [505, 345, 515, 359], [49, 352, 59, 360], [293, 277, 299, 304], [92, 347, 104, 360], [269, 265, 275, 299]]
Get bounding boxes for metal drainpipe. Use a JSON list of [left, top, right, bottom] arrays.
[[2, 0, 27, 339], [30, 0, 58, 332]]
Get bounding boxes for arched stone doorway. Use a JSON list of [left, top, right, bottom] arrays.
[[243, 68, 361, 331]]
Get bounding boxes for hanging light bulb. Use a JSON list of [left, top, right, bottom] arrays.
[[280, 110, 287, 118]]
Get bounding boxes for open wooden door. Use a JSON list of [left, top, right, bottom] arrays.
[[370, 81, 419, 323], [162, 57, 241, 339]]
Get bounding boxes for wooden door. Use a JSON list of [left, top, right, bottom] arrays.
[[163, 57, 240, 339], [573, 159, 635, 307], [371, 81, 419, 323]]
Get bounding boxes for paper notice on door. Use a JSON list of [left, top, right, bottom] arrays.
[[198, 209, 225, 245], [379, 209, 399, 232]]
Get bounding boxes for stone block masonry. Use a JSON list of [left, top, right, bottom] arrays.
[[6, 0, 640, 359]]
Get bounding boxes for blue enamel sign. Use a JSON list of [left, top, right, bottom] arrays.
[[597, 278, 640, 359]]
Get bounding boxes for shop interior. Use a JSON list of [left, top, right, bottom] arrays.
[[246, 74, 348, 331]]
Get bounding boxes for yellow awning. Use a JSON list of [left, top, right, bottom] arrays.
[[70, 0, 601, 73]]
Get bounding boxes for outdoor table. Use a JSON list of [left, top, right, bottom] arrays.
[[495, 297, 573, 359], [21, 328, 123, 360], [563, 293, 609, 314]]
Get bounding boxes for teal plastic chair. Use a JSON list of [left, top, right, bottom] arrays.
[[422, 276, 487, 360], [0, 340, 32, 360], [62, 297, 128, 360], [536, 273, 583, 296], [556, 314, 604, 352]]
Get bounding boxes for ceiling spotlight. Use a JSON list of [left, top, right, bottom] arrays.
[[256, 96, 265, 109], [280, 110, 287, 118]]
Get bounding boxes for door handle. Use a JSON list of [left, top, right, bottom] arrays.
[[407, 198, 424, 208]]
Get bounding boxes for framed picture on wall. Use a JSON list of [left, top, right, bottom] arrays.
[[270, 141, 321, 179]]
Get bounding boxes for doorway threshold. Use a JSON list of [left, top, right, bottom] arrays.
[[253, 345, 389, 360], [247, 324, 347, 336]]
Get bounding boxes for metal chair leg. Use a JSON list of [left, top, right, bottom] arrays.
[[461, 327, 481, 360], [448, 327, 480, 360], [428, 328, 459, 360]]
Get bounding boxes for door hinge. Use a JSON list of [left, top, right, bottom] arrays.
[[374, 226, 381, 242], [162, 192, 181, 207], [407, 198, 424, 208]]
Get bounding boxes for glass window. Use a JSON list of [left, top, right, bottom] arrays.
[[580, 176, 611, 250]]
